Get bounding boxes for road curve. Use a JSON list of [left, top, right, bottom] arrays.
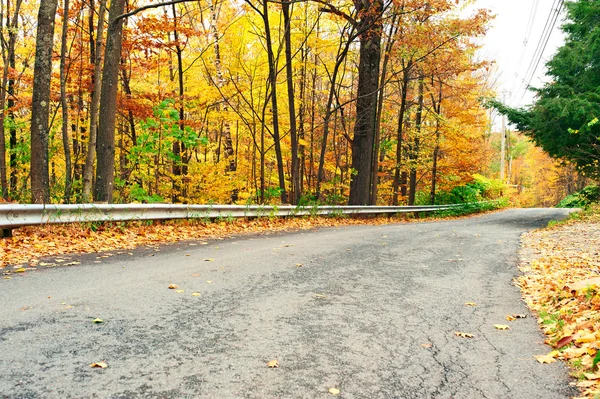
[[0, 208, 579, 398]]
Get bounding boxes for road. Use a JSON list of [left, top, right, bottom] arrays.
[[0, 208, 579, 398]]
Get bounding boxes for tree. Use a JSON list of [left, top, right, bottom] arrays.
[[348, 0, 383, 205], [492, 0, 600, 178], [30, 0, 59, 203]]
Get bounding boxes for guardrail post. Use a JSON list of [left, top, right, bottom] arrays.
[[1, 228, 13, 238]]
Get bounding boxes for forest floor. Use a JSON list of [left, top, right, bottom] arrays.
[[518, 205, 600, 399]]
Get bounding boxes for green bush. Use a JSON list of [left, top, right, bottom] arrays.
[[556, 185, 600, 208]]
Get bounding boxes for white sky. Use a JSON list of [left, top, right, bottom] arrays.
[[466, 0, 566, 109]]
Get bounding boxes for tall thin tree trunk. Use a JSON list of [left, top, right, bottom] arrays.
[[30, 0, 60, 203], [430, 79, 443, 205], [408, 74, 424, 206], [392, 62, 411, 205], [261, 0, 286, 203], [82, 0, 106, 202], [94, 0, 126, 203], [209, 0, 237, 202], [282, 0, 300, 204], [348, 0, 382, 205], [171, 3, 186, 202], [60, 0, 72, 203]]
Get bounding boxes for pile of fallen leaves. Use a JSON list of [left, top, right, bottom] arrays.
[[518, 205, 600, 398], [0, 215, 413, 270]]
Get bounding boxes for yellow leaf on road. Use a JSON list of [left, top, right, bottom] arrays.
[[464, 302, 476, 307], [175, 290, 184, 293], [191, 292, 201, 297], [14, 268, 26, 273], [494, 324, 510, 330], [534, 354, 557, 364], [90, 362, 108, 368], [267, 359, 279, 368], [92, 318, 103, 323], [204, 258, 214, 262], [168, 284, 178, 289], [455, 331, 474, 338], [576, 333, 596, 343], [328, 387, 340, 395]]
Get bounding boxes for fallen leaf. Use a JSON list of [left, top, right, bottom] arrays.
[[295, 263, 303, 267], [175, 289, 185, 293], [512, 314, 527, 319], [506, 315, 516, 321], [555, 335, 573, 349], [314, 294, 328, 299], [206, 280, 212, 284], [191, 273, 200, 277], [92, 318, 104, 324], [90, 362, 108, 368], [464, 302, 476, 307], [4, 276, 11, 280], [577, 333, 596, 343], [267, 359, 279, 368], [455, 332, 474, 338], [534, 354, 557, 364], [420, 343, 433, 348], [328, 387, 340, 395], [204, 258, 214, 262], [494, 324, 510, 330], [13, 268, 26, 273], [191, 292, 201, 297], [168, 284, 179, 289]]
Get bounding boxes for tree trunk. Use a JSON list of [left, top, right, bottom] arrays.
[[82, 0, 107, 202], [209, 0, 237, 202], [282, 0, 300, 204], [408, 75, 424, 206], [60, 0, 72, 203], [171, 3, 186, 202], [316, 24, 354, 199], [30, 0, 59, 203], [348, 0, 383, 205], [430, 79, 443, 205], [370, 14, 397, 205], [392, 62, 411, 205], [261, 0, 286, 203], [94, 0, 126, 203], [0, 0, 21, 199]]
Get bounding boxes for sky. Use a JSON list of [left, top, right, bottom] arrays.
[[465, 0, 566, 109]]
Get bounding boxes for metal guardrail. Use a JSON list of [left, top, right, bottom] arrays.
[[0, 202, 476, 238]]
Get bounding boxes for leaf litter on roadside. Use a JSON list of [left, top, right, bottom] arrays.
[[518, 206, 600, 397]]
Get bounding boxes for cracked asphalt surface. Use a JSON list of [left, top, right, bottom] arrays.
[[0, 208, 580, 398]]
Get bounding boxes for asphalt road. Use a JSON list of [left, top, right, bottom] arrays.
[[0, 208, 580, 398]]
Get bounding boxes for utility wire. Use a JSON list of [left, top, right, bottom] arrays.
[[515, 0, 564, 105], [507, 0, 540, 100]]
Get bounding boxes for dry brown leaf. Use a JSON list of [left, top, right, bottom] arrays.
[[266, 359, 279, 368], [168, 284, 179, 289], [455, 331, 474, 338], [555, 335, 574, 349], [506, 315, 516, 321], [90, 362, 108, 368]]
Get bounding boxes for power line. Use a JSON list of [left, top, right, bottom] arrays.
[[515, 0, 564, 105], [507, 0, 540, 99]]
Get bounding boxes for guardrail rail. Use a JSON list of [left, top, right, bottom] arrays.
[[0, 202, 488, 238]]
